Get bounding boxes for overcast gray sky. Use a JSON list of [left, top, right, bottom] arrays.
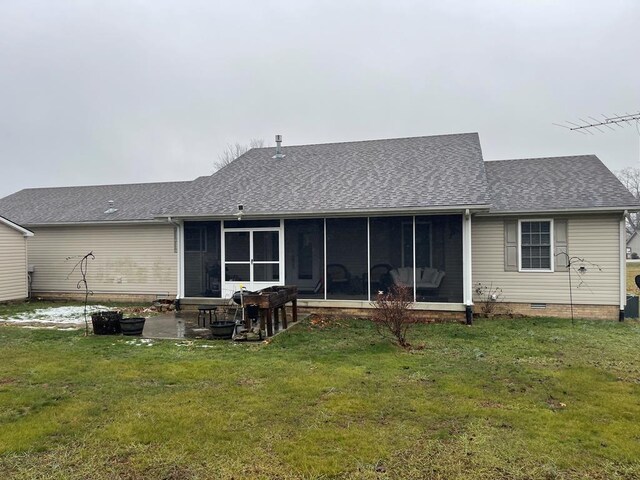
[[1, 0, 639, 199]]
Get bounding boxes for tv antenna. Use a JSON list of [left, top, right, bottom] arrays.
[[554, 112, 640, 135]]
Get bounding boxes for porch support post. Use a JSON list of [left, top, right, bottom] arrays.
[[462, 209, 473, 325], [169, 217, 184, 305], [620, 212, 627, 321], [178, 220, 185, 300]]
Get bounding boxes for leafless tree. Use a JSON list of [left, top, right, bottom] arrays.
[[616, 167, 640, 236], [213, 138, 265, 171]]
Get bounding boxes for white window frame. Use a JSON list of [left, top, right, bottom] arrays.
[[518, 218, 554, 273]]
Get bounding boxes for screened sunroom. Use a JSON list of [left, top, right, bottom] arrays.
[[180, 213, 471, 308]]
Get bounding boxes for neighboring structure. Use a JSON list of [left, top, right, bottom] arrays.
[[0, 133, 638, 320], [0, 216, 33, 302], [627, 231, 640, 259]]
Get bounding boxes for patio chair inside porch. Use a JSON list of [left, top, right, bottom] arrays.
[[390, 267, 445, 291], [327, 263, 351, 294]]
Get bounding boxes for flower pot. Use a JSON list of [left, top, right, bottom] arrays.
[[120, 317, 146, 336], [91, 311, 123, 335], [209, 321, 236, 339]]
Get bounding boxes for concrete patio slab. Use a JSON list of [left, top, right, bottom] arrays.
[[141, 311, 301, 340]]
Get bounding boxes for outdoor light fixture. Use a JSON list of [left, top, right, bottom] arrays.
[[236, 204, 244, 221], [577, 266, 587, 274]]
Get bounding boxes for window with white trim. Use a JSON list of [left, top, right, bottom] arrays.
[[520, 220, 552, 270]]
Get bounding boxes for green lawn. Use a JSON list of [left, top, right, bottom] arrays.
[[1, 312, 639, 479]]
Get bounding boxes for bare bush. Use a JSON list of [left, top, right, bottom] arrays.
[[371, 285, 415, 348], [213, 138, 265, 171], [474, 282, 505, 316]]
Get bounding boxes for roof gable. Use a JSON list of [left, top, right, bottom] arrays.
[[161, 132, 489, 217], [485, 155, 640, 213], [0, 181, 189, 225]]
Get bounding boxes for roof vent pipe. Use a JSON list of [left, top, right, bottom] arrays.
[[104, 200, 118, 214], [273, 134, 285, 159]]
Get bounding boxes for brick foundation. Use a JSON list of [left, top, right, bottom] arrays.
[[486, 302, 619, 321], [31, 292, 171, 304], [296, 306, 465, 323], [26, 293, 622, 321]]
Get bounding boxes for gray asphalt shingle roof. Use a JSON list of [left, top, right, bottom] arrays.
[[1, 134, 638, 226], [160, 133, 489, 217], [484, 155, 640, 213], [0, 181, 189, 225]]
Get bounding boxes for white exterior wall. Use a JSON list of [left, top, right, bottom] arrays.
[[28, 224, 177, 297], [472, 214, 621, 305], [0, 222, 28, 302]]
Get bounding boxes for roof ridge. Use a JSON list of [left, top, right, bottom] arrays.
[[248, 132, 480, 150], [17, 180, 192, 192], [485, 154, 598, 164]]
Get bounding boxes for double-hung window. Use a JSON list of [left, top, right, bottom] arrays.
[[519, 220, 553, 271]]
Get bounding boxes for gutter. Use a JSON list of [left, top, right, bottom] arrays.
[[22, 219, 167, 228], [155, 204, 493, 221], [476, 205, 640, 216], [0, 216, 34, 236]]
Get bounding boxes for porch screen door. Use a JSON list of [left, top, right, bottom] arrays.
[[223, 228, 281, 294]]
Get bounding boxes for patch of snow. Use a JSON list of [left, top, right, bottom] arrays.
[[125, 338, 154, 347], [19, 325, 79, 331], [0, 305, 111, 324]]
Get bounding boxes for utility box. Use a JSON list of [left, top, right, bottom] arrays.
[[625, 295, 639, 319]]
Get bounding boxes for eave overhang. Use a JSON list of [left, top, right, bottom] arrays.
[[0, 216, 34, 236], [155, 204, 492, 221], [477, 205, 640, 216]]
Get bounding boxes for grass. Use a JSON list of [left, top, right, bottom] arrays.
[[1, 308, 640, 478]]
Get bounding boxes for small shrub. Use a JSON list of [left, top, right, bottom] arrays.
[[632, 252, 639, 260], [474, 282, 508, 316], [371, 285, 414, 348]]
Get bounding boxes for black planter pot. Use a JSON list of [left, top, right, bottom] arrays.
[[209, 321, 236, 339], [120, 317, 146, 336], [91, 311, 123, 335]]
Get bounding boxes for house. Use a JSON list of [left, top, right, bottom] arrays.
[[0, 216, 34, 302], [0, 132, 637, 320], [627, 231, 640, 259]]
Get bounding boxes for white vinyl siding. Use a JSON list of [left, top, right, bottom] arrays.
[[0, 222, 28, 302], [473, 215, 620, 305], [28, 224, 177, 296]]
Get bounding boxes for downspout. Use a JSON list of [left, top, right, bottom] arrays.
[[167, 216, 182, 309], [620, 210, 628, 321], [463, 209, 473, 325]]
